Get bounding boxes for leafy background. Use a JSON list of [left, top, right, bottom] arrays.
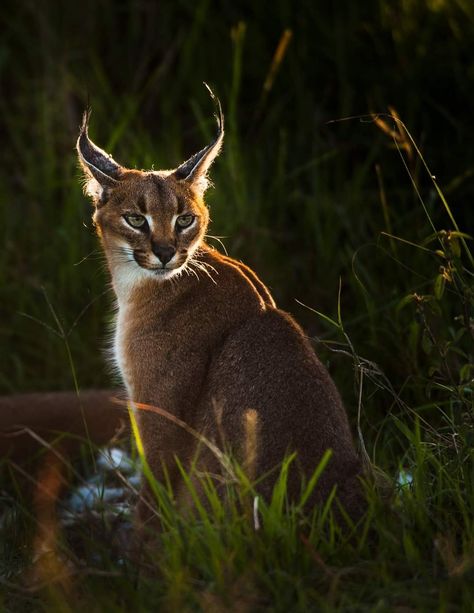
[[1, 1, 473, 396], [2, 0, 473, 445]]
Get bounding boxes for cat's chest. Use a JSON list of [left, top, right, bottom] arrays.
[[113, 305, 133, 393], [113, 302, 209, 399]]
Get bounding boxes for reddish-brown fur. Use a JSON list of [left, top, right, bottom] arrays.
[[75, 95, 364, 528], [0, 390, 127, 461], [0, 96, 364, 547]]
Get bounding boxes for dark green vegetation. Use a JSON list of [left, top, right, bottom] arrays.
[[1, 0, 474, 610]]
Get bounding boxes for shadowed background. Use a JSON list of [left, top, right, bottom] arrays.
[[1, 2, 474, 607], [1, 0, 473, 457]]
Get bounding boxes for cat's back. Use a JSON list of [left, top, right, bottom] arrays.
[[199, 249, 351, 441], [206, 306, 351, 441], [200, 287, 362, 509]]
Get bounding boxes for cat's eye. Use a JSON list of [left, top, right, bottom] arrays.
[[124, 214, 147, 229], [176, 214, 195, 229]]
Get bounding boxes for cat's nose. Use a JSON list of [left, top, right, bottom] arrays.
[[151, 243, 176, 266]]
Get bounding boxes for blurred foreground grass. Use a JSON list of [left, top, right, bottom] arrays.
[[1, 0, 474, 609]]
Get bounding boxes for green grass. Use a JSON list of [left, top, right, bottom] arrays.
[[1, 427, 474, 611], [1, 0, 474, 609]]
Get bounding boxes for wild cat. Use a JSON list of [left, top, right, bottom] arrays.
[[76, 88, 363, 529]]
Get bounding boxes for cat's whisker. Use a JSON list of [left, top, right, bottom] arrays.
[[188, 258, 218, 285], [199, 261, 219, 276], [182, 266, 193, 279], [204, 234, 229, 255], [73, 249, 106, 266], [185, 263, 200, 282]]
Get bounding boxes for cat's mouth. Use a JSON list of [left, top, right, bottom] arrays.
[[131, 251, 187, 280], [146, 264, 185, 280], [152, 268, 175, 276]]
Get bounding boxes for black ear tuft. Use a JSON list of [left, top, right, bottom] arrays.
[[76, 110, 123, 198], [173, 84, 224, 194]]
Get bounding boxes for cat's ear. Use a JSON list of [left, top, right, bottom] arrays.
[[173, 85, 224, 196], [76, 110, 123, 203]]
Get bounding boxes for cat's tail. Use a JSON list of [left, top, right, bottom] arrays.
[[0, 390, 129, 588], [0, 389, 128, 462]]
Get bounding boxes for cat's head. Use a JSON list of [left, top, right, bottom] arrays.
[[77, 88, 223, 284]]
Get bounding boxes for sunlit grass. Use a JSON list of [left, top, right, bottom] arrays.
[[1, 421, 473, 610]]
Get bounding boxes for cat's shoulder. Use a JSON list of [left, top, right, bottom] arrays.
[[199, 247, 275, 307]]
